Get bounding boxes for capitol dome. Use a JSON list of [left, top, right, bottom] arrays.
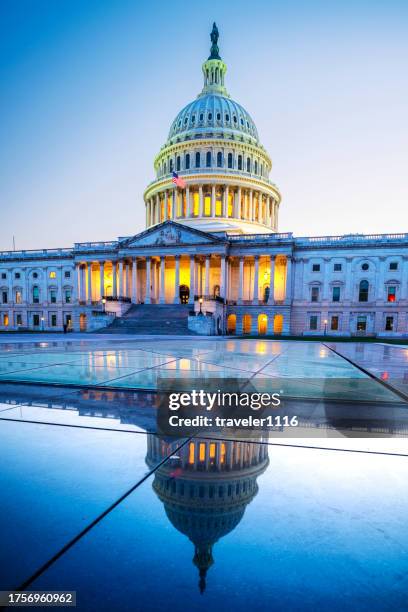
[[143, 23, 281, 235], [167, 95, 260, 145]]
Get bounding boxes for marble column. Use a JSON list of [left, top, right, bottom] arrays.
[[205, 256, 210, 296], [199, 185, 204, 217], [155, 194, 160, 224], [223, 185, 228, 217], [99, 261, 105, 300], [189, 256, 195, 304], [253, 255, 259, 305], [285, 257, 293, 304], [174, 256, 180, 304], [258, 193, 263, 224], [211, 185, 216, 217], [132, 258, 138, 304], [87, 263, 93, 303], [234, 188, 239, 218], [172, 189, 177, 219], [118, 261, 124, 298], [238, 257, 244, 304], [268, 255, 275, 305], [220, 256, 226, 299], [159, 256, 166, 304], [112, 262, 117, 298], [76, 264, 82, 302], [249, 190, 254, 222], [164, 190, 169, 221], [237, 187, 242, 218], [145, 257, 151, 304], [186, 186, 191, 217]]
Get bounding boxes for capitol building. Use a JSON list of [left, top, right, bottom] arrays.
[[1, 24, 407, 338]]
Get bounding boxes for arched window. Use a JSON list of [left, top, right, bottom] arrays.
[[238, 155, 243, 170], [217, 152, 222, 167], [206, 151, 211, 167], [169, 159, 174, 172], [246, 157, 251, 172], [227, 153, 233, 168], [195, 152, 201, 168], [254, 160, 258, 174], [359, 280, 369, 302], [176, 156, 181, 171], [185, 153, 190, 170], [32, 286, 39, 304]]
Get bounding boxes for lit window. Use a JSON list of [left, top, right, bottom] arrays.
[[387, 286, 396, 302], [389, 262, 398, 270], [332, 286, 340, 302], [15, 291, 22, 304], [311, 287, 319, 302], [3, 314, 9, 327], [309, 315, 318, 330], [199, 443, 205, 462], [49, 271, 56, 279], [385, 316, 394, 331], [312, 264, 320, 272], [331, 316, 339, 331], [357, 316, 367, 331]]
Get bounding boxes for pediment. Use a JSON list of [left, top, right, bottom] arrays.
[[122, 221, 224, 248]]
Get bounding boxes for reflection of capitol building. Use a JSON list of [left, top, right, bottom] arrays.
[[1, 23, 407, 338], [147, 436, 269, 592]]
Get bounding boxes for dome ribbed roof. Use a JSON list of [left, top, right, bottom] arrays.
[[167, 94, 259, 145]]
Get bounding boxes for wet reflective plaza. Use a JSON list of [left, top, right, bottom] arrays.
[[0, 336, 407, 610]]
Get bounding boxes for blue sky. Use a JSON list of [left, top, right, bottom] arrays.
[[1, 0, 407, 249]]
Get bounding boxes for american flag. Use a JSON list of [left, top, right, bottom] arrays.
[[172, 171, 186, 189]]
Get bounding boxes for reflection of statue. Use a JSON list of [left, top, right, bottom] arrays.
[[146, 434, 269, 593], [208, 22, 221, 60]]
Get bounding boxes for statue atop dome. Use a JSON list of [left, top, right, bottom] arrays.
[[208, 22, 221, 60]]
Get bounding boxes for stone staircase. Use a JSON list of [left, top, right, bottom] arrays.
[[97, 304, 196, 335]]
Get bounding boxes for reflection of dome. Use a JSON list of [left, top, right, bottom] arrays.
[[168, 95, 259, 145], [147, 436, 269, 592]]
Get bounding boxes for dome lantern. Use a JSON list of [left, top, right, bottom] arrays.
[[200, 22, 229, 98]]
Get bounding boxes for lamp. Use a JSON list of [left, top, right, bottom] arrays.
[[323, 319, 328, 336], [199, 297, 203, 315]]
